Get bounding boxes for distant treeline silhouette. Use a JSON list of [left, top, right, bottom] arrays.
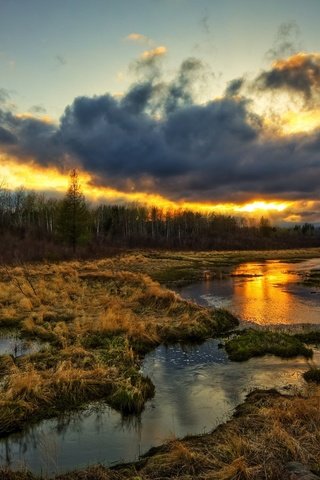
[[0, 184, 319, 263]]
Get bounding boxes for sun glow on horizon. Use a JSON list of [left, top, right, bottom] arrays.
[[236, 200, 289, 213], [0, 157, 294, 219]]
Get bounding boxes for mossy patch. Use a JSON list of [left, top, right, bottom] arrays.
[[225, 329, 313, 361]]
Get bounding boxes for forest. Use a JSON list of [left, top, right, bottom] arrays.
[[0, 171, 319, 263]]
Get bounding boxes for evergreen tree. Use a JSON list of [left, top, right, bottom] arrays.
[[57, 169, 90, 252]]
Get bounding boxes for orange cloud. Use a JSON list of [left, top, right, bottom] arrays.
[[273, 52, 320, 71], [125, 32, 152, 45], [15, 112, 54, 124], [140, 46, 167, 60]]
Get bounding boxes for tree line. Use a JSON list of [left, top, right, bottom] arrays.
[[0, 171, 319, 263]]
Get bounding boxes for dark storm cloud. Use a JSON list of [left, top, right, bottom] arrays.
[[163, 58, 203, 114], [123, 57, 207, 116], [1, 54, 320, 203], [256, 53, 320, 103], [0, 125, 16, 144], [54, 91, 320, 202], [0, 107, 60, 165]]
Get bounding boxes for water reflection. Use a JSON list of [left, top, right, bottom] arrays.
[[0, 333, 45, 357], [180, 258, 320, 324], [1, 258, 319, 474], [0, 339, 317, 475]]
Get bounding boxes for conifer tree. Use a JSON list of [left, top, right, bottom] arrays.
[[58, 169, 90, 252]]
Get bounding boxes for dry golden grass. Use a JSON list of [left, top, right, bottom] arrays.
[[0, 257, 237, 435]]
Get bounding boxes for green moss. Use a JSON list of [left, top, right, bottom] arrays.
[[225, 329, 313, 362]]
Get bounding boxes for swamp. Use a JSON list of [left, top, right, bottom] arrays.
[[0, 249, 320, 479]]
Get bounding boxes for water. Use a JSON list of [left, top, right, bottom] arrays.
[[0, 258, 319, 474], [1, 341, 318, 475], [0, 332, 45, 357], [179, 258, 320, 325]]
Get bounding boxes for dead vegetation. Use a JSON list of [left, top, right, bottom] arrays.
[[0, 257, 238, 435]]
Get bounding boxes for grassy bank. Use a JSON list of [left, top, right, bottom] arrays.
[[224, 329, 314, 361], [0, 258, 238, 435], [2, 387, 320, 480]]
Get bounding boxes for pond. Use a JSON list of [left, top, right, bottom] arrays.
[[0, 258, 319, 475], [179, 258, 320, 325]]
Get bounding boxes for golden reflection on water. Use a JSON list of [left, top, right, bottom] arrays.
[[232, 261, 303, 324]]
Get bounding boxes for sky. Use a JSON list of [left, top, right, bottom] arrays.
[[1, 0, 320, 223]]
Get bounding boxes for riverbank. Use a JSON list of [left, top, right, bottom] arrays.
[[0, 259, 238, 436], [2, 386, 320, 480], [103, 248, 320, 287]]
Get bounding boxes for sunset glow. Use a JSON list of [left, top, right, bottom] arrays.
[[280, 110, 320, 135], [0, 156, 295, 219], [1, 1, 320, 223]]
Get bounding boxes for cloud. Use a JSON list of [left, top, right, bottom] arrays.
[[131, 45, 168, 82], [266, 22, 301, 61], [125, 33, 153, 45], [0, 88, 10, 104], [0, 54, 320, 207], [200, 11, 210, 36], [225, 78, 245, 97], [0, 108, 60, 165], [255, 53, 320, 105], [0, 126, 16, 145], [29, 105, 47, 114], [140, 46, 167, 60]]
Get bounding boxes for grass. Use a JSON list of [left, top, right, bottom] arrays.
[[0, 248, 319, 473], [224, 329, 313, 361], [126, 248, 320, 286], [0, 258, 238, 435], [2, 387, 320, 479]]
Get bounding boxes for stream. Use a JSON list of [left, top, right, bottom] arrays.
[[0, 258, 319, 475]]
